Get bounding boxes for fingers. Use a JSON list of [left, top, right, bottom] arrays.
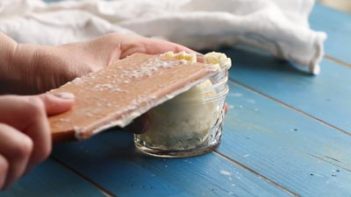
[[145, 38, 194, 53], [18, 97, 51, 171], [23, 93, 74, 169], [0, 155, 9, 190], [0, 93, 74, 182], [38, 92, 75, 116], [119, 35, 196, 58], [0, 123, 33, 190], [224, 103, 228, 114]]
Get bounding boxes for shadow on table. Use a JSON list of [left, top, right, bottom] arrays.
[[53, 129, 137, 160], [52, 130, 223, 195]]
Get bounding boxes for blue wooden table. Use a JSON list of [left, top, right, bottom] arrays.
[[2, 3, 351, 197]]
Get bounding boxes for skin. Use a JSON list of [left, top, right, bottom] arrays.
[[0, 93, 75, 190], [0, 32, 192, 190], [0, 33, 192, 94]]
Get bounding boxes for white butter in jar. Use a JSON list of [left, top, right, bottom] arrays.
[[134, 51, 231, 158]]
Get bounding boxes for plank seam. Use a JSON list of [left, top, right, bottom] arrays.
[[228, 79, 351, 137], [213, 151, 300, 197], [307, 153, 351, 173], [325, 55, 351, 68], [51, 156, 116, 197]]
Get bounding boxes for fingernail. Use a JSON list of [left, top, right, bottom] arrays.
[[52, 92, 75, 100]]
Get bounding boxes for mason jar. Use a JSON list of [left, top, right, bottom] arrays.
[[134, 64, 229, 158]]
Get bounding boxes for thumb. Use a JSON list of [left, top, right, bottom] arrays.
[[38, 92, 75, 116]]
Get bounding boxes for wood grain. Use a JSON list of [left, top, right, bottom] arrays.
[[52, 131, 290, 197], [216, 81, 351, 196], [217, 47, 351, 133], [0, 159, 104, 197], [5, 2, 350, 196], [311, 4, 351, 64]]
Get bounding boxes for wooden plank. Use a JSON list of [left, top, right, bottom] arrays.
[[52, 131, 291, 197], [220, 47, 351, 133], [0, 159, 104, 197], [311, 4, 351, 64], [217, 81, 351, 196]]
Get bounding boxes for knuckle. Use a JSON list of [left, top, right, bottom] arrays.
[[25, 97, 45, 116], [0, 156, 9, 176], [0, 156, 9, 189], [12, 136, 33, 159], [39, 144, 51, 161]]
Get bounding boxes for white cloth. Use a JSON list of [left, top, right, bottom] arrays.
[[0, 0, 326, 74]]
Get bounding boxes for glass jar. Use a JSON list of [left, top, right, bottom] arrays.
[[134, 66, 229, 158]]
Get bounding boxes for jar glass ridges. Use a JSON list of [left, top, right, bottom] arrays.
[[134, 54, 230, 158]]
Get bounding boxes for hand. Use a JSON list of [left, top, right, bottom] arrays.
[[2, 33, 193, 94], [0, 92, 74, 190]]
